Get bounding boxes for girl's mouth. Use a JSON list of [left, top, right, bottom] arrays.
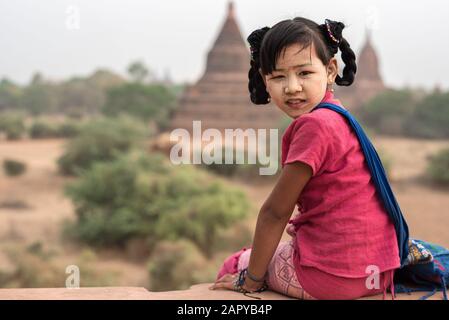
[[286, 99, 307, 109]]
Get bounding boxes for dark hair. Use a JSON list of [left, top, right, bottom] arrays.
[[247, 17, 357, 104]]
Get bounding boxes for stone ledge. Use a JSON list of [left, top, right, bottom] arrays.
[[0, 284, 444, 300]]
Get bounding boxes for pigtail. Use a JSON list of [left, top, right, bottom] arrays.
[[320, 19, 357, 86], [336, 37, 357, 86], [247, 27, 271, 105]]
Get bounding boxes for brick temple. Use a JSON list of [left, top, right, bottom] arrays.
[[170, 2, 282, 133]]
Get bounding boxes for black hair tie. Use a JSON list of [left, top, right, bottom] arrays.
[[319, 19, 345, 55]]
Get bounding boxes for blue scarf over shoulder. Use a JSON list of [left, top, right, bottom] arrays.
[[312, 102, 410, 267]]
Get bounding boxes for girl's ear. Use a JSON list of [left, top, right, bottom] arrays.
[[259, 68, 267, 86], [326, 57, 338, 84]]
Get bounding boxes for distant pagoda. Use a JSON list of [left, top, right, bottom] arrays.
[[170, 1, 281, 133], [335, 29, 386, 111]]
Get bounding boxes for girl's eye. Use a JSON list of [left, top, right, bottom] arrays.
[[299, 71, 312, 76], [271, 75, 284, 79]]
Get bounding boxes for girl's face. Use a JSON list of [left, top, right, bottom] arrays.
[[261, 42, 338, 119]]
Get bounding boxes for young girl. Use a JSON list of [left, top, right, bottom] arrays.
[[209, 17, 401, 300]]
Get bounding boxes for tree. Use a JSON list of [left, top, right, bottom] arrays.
[[405, 91, 449, 139], [102, 83, 177, 129], [127, 61, 151, 83], [57, 69, 125, 116], [21, 74, 58, 115], [0, 78, 22, 111], [355, 89, 418, 136]]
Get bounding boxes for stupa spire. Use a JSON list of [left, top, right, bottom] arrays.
[[227, 1, 235, 19], [204, 1, 249, 74]]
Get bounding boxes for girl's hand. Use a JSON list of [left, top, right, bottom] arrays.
[[209, 273, 264, 292], [209, 273, 236, 291]]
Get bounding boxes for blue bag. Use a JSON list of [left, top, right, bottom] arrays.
[[395, 239, 449, 300]]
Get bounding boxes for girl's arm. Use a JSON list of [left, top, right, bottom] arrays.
[[244, 161, 312, 290]]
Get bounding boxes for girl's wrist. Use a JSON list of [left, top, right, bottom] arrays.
[[244, 271, 266, 291], [246, 268, 266, 282], [244, 278, 264, 291]]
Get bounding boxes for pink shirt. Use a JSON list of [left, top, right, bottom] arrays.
[[282, 91, 400, 278]]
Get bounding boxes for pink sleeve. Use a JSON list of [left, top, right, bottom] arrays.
[[284, 117, 332, 176]]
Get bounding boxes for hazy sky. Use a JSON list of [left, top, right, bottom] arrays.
[[1, 0, 448, 89]]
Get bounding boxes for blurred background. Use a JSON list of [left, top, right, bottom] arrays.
[[0, 0, 448, 291]]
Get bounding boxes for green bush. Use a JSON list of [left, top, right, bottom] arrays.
[[0, 244, 117, 288], [213, 222, 252, 254], [57, 121, 81, 138], [63, 151, 250, 258], [3, 159, 26, 176], [29, 121, 58, 139], [63, 153, 164, 247], [57, 116, 149, 176], [147, 239, 207, 291], [0, 246, 65, 288], [0, 112, 26, 140], [426, 148, 449, 186], [29, 120, 82, 139], [201, 147, 281, 179], [153, 165, 250, 258], [199, 149, 241, 177]]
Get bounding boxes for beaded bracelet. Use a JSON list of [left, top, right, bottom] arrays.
[[233, 268, 268, 299]]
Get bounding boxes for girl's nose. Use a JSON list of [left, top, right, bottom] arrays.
[[287, 76, 303, 93]]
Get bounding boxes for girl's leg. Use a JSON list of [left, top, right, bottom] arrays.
[[237, 241, 315, 300]]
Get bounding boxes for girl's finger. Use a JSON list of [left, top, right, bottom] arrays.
[[210, 281, 234, 291], [215, 273, 236, 284]]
